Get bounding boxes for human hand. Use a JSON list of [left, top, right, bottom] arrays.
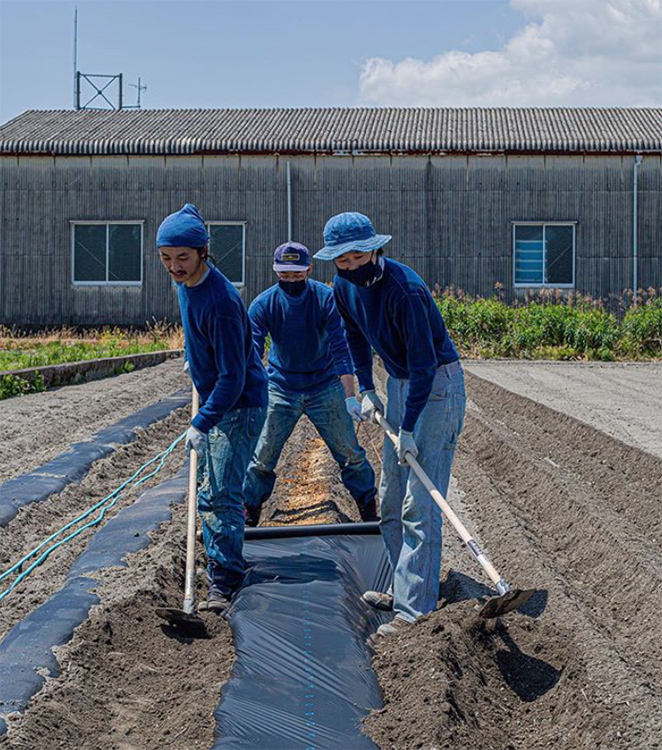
[[396, 429, 418, 466], [345, 396, 363, 422], [186, 425, 208, 458], [360, 390, 384, 424]]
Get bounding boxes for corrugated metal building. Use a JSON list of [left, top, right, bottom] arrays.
[[1, 107, 660, 326]]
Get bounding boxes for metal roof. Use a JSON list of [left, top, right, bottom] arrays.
[[1, 107, 661, 156]]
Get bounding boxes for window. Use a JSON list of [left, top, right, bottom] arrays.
[[513, 223, 575, 287], [206, 222, 246, 286], [72, 222, 143, 285]]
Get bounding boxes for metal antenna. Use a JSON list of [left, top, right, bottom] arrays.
[[73, 6, 78, 108], [128, 77, 148, 109]]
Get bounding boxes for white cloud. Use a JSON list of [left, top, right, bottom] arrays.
[[359, 0, 662, 106]]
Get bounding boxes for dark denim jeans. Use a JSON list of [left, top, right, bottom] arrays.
[[197, 406, 267, 595], [243, 380, 376, 515], [380, 361, 466, 622]]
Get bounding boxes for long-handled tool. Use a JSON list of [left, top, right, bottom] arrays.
[[375, 412, 537, 619], [156, 387, 205, 631]]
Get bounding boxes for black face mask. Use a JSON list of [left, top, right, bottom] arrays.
[[336, 257, 383, 287], [278, 279, 307, 296]]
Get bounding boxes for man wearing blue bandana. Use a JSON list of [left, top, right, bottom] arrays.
[[315, 212, 466, 637], [157, 204, 268, 613], [243, 241, 378, 526]]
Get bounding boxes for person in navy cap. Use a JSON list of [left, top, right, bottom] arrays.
[[243, 241, 378, 526], [157, 204, 268, 613], [315, 212, 466, 636]]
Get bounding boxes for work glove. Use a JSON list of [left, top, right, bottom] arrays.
[[360, 390, 384, 424], [396, 429, 418, 466], [183, 360, 190, 375], [345, 396, 363, 423], [186, 425, 208, 458]]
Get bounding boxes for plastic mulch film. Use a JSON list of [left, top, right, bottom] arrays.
[[213, 526, 391, 750]]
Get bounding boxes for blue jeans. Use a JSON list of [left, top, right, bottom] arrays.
[[197, 406, 267, 595], [243, 380, 376, 514], [380, 361, 466, 622]]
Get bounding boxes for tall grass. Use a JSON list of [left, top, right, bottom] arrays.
[[435, 286, 662, 361], [0, 321, 183, 372]]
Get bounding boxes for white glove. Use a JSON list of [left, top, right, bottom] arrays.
[[186, 425, 208, 458], [396, 429, 418, 466], [360, 390, 384, 423], [184, 360, 190, 374], [345, 396, 363, 422]]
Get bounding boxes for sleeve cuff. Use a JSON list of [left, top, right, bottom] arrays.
[[191, 412, 214, 434]]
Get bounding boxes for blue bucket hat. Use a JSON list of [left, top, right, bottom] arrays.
[[314, 212, 391, 261], [156, 204, 209, 248], [273, 241, 311, 272]]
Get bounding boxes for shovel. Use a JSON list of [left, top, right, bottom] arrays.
[[156, 387, 206, 631], [375, 412, 537, 619]]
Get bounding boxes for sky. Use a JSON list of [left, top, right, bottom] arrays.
[[0, 0, 660, 125]]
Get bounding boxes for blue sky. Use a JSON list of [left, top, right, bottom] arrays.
[[1, 0, 660, 124]]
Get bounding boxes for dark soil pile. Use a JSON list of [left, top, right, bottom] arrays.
[[364, 371, 662, 749]]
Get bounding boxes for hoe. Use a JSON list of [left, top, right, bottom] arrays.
[[376, 412, 537, 619], [156, 388, 206, 632]]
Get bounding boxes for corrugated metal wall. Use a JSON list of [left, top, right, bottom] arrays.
[[1, 153, 660, 325]]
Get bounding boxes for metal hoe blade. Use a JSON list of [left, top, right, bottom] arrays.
[[155, 606, 206, 631], [478, 588, 537, 619]]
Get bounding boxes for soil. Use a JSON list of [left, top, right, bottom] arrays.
[[364, 371, 662, 750], [464, 361, 662, 459], [0, 358, 187, 483], [2, 365, 661, 749]]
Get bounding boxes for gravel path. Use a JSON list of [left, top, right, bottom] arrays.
[[464, 361, 662, 458], [0, 359, 187, 482]]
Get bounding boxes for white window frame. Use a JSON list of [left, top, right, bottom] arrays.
[[70, 220, 144, 286], [206, 221, 246, 288], [512, 221, 577, 289]]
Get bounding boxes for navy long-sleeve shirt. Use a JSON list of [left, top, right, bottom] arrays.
[[248, 280, 354, 394], [334, 258, 459, 432], [178, 265, 268, 433]]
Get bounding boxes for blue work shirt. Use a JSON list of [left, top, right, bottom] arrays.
[[249, 280, 354, 394], [334, 258, 459, 432], [178, 265, 268, 433]]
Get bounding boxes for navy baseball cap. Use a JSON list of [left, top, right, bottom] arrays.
[[273, 242, 311, 272]]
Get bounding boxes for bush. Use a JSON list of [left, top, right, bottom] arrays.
[[434, 288, 662, 361]]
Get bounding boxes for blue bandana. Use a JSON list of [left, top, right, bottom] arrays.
[[156, 204, 209, 248]]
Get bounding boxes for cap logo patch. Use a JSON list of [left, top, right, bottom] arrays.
[[281, 252, 301, 261]]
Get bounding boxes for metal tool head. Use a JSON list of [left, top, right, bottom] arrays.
[[478, 588, 538, 619], [155, 606, 206, 632]]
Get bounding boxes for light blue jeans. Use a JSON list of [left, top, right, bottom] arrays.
[[197, 406, 267, 595], [380, 361, 466, 622], [243, 380, 376, 514]]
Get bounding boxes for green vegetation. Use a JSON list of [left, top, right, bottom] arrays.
[[0, 323, 183, 399], [0, 372, 47, 400], [0, 323, 183, 372], [436, 287, 662, 361]]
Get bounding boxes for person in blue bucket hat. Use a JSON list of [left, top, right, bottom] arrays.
[[157, 204, 268, 613], [242, 240, 378, 526], [315, 212, 466, 637]]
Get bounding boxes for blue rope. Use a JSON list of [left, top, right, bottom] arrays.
[[0, 431, 186, 604]]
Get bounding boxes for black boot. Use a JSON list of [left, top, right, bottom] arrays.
[[358, 498, 379, 522], [245, 503, 261, 528]]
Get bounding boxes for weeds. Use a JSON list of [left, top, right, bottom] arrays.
[[435, 286, 662, 361], [0, 323, 183, 372]]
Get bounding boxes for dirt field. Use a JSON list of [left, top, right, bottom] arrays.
[[1, 361, 661, 749], [464, 361, 662, 459]]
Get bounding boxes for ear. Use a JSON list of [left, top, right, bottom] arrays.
[[307, 264, 313, 275]]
